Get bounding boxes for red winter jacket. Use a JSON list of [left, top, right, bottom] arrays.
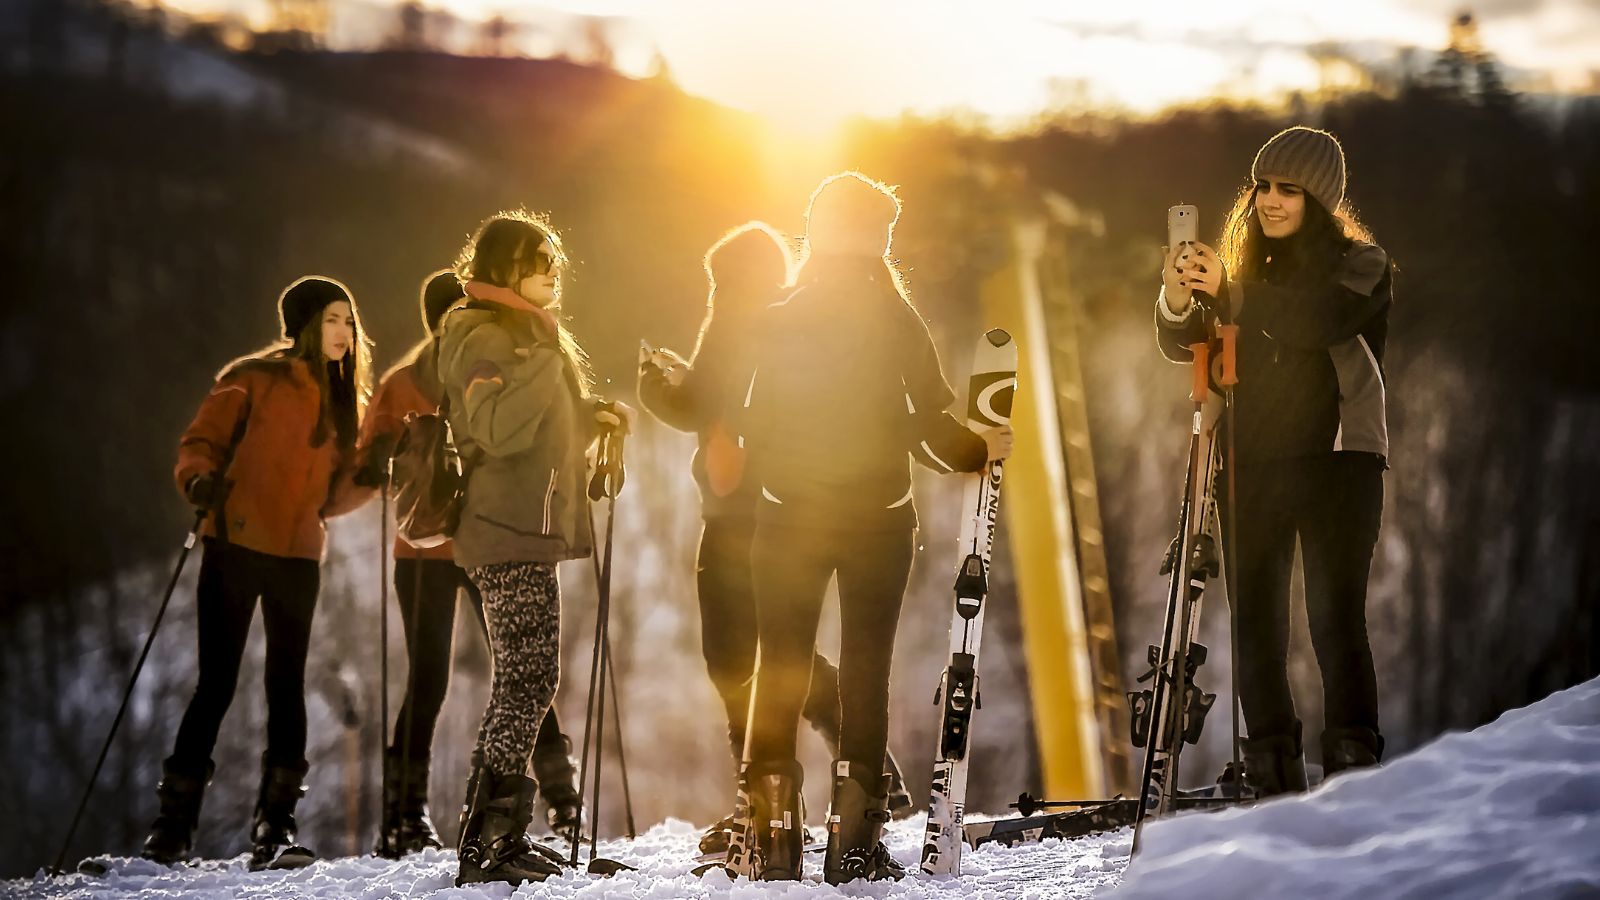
[[175, 356, 365, 560], [359, 355, 456, 561]]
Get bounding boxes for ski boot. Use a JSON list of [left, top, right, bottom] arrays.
[[1242, 721, 1309, 798], [455, 756, 564, 887], [249, 757, 316, 871], [141, 756, 214, 865], [1322, 726, 1384, 779], [375, 749, 442, 858], [531, 735, 583, 842], [823, 760, 905, 884], [747, 760, 804, 881]]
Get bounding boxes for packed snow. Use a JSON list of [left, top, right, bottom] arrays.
[[11, 676, 1598, 899]]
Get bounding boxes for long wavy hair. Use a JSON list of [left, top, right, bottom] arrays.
[[223, 278, 372, 452], [693, 221, 794, 361], [455, 209, 594, 397], [1218, 180, 1379, 283]]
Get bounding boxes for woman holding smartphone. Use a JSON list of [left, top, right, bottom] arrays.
[[1155, 126, 1392, 795]]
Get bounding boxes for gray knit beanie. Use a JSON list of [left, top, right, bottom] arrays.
[[1251, 126, 1346, 213]]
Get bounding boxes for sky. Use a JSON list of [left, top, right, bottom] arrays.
[[150, 0, 1600, 132]]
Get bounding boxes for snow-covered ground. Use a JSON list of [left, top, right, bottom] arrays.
[[8, 820, 1131, 899], [10, 676, 1598, 899]]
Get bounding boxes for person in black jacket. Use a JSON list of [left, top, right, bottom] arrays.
[[638, 222, 915, 856], [1156, 126, 1391, 796], [737, 173, 1013, 883]]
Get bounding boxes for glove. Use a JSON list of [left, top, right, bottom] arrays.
[[353, 434, 400, 488], [186, 473, 222, 510]]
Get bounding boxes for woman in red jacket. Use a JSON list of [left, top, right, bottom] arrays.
[[142, 275, 372, 871], [360, 271, 582, 857]]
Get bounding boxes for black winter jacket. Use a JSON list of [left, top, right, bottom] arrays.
[[1155, 240, 1392, 462]]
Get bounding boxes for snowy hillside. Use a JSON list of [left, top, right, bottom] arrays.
[[1123, 675, 1600, 899], [11, 676, 1598, 899]]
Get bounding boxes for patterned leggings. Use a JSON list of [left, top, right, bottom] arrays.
[[466, 561, 562, 778]]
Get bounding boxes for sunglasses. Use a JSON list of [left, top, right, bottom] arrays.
[[521, 242, 559, 277]]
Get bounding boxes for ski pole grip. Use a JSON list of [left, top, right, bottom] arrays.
[[1217, 324, 1238, 387], [1188, 341, 1210, 403]]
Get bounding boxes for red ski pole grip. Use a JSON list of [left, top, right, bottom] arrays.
[[1188, 341, 1210, 403], [1218, 324, 1239, 387]]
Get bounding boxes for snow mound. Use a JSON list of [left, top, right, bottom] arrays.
[[1117, 676, 1600, 899], [11, 817, 1130, 899]]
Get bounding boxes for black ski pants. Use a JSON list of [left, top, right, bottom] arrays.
[[746, 522, 914, 772], [170, 539, 320, 770], [697, 518, 844, 759], [388, 558, 569, 764], [1223, 452, 1384, 744]]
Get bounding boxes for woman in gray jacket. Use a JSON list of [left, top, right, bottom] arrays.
[[438, 210, 632, 887]]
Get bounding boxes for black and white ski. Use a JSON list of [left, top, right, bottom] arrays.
[[920, 328, 1018, 877]]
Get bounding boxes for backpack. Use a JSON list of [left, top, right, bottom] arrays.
[[391, 345, 467, 548]]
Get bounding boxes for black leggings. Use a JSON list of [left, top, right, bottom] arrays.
[[746, 523, 914, 771], [1223, 453, 1384, 742], [390, 557, 568, 764], [170, 539, 320, 769], [697, 519, 844, 758]]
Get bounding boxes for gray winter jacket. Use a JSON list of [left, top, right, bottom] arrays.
[[438, 296, 596, 570]]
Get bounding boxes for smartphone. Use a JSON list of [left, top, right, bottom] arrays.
[[1167, 204, 1198, 248]]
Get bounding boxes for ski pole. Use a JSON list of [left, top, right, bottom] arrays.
[[1219, 309, 1244, 796], [605, 647, 636, 838], [51, 507, 208, 876], [377, 461, 391, 853], [573, 424, 625, 866]]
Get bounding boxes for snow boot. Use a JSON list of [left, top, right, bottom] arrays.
[[748, 760, 804, 881], [375, 749, 442, 858], [141, 756, 214, 865], [249, 757, 315, 871], [1242, 722, 1308, 798], [531, 735, 583, 841], [823, 760, 905, 884], [455, 756, 564, 886], [1322, 726, 1384, 778]]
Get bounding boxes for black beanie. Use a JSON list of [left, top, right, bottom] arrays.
[[279, 275, 353, 342], [421, 269, 465, 333]]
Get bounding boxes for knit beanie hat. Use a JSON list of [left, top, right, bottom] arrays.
[[420, 269, 465, 332], [1252, 126, 1346, 213], [279, 275, 352, 342]]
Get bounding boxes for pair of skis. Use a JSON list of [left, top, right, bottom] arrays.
[[921, 328, 1018, 876]]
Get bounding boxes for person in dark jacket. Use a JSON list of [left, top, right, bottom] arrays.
[[437, 211, 634, 887], [357, 270, 582, 858], [1156, 125, 1391, 796], [638, 222, 915, 857], [737, 173, 1013, 883], [143, 276, 372, 871]]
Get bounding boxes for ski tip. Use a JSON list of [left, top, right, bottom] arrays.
[[984, 328, 1012, 348]]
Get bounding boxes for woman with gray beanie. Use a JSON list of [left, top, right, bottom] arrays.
[[1154, 126, 1392, 796]]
